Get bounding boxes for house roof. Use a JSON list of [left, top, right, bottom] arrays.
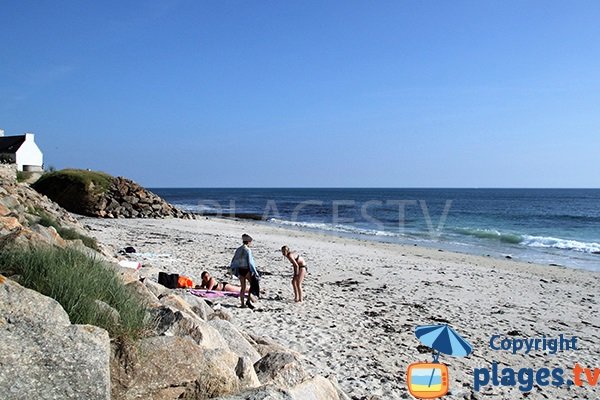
[[0, 135, 26, 153]]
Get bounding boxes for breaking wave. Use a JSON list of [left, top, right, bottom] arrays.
[[452, 228, 523, 244], [521, 235, 600, 254], [453, 228, 600, 254], [267, 218, 400, 237]]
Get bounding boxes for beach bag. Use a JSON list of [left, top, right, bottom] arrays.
[[177, 275, 194, 289], [158, 272, 179, 289]]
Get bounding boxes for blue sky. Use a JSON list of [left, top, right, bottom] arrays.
[[1, 1, 599, 187]]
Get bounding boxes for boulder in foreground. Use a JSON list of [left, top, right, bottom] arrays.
[[0, 275, 111, 400]]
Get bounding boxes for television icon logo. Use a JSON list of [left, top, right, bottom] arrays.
[[407, 324, 472, 398], [406, 362, 449, 399]]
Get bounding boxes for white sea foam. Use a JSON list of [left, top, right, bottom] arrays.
[[452, 228, 523, 244], [521, 235, 600, 254], [267, 218, 400, 237], [177, 203, 234, 213], [271, 219, 600, 255]]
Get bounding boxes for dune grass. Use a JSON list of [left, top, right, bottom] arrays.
[[34, 169, 113, 195], [0, 247, 149, 339], [16, 171, 32, 182], [35, 211, 99, 251], [56, 227, 100, 250]]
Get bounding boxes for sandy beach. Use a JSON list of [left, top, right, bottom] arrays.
[[83, 216, 600, 399]]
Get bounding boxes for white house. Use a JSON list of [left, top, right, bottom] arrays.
[[0, 129, 44, 171]]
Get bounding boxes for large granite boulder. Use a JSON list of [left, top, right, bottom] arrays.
[[214, 376, 340, 400], [215, 387, 293, 400], [209, 319, 262, 364], [111, 335, 260, 400], [125, 280, 161, 306], [143, 278, 170, 298], [254, 351, 308, 388], [0, 275, 111, 400], [287, 376, 340, 400], [245, 334, 292, 357], [174, 289, 215, 320], [149, 303, 229, 350], [0, 209, 69, 251]]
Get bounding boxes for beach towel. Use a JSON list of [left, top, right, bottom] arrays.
[[188, 289, 225, 298], [188, 289, 240, 298], [118, 260, 142, 270]]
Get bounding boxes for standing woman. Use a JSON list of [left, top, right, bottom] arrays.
[[230, 234, 260, 309], [281, 245, 307, 302]]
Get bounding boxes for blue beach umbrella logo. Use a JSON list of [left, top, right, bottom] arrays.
[[407, 324, 473, 399], [415, 324, 473, 360]]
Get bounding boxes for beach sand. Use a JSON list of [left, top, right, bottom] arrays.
[[83, 217, 600, 399]]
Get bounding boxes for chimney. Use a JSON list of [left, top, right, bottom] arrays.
[[25, 132, 34, 141]]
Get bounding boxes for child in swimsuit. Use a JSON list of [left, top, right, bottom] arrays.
[[281, 245, 307, 302]]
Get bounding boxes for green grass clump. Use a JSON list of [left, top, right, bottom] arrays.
[[31, 169, 115, 216], [16, 171, 33, 182], [36, 211, 99, 251], [0, 247, 149, 339], [57, 228, 100, 251], [35, 168, 113, 195], [37, 212, 58, 229]]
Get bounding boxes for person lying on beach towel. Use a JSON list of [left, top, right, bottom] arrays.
[[198, 271, 247, 293]]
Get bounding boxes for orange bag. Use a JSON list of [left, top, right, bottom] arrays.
[[177, 275, 194, 288]]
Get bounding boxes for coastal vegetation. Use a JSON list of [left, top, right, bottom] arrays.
[[16, 171, 33, 183], [31, 168, 189, 218], [34, 168, 113, 194], [32, 169, 113, 216], [1, 163, 346, 399], [34, 208, 99, 251], [0, 247, 148, 339]]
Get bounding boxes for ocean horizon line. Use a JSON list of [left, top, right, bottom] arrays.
[[147, 186, 600, 190]]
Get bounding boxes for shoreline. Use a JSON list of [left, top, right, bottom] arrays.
[[83, 216, 600, 399], [187, 212, 599, 272], [156, 187, 600, 273]]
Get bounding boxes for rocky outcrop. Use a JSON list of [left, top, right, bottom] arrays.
[[0, 165, 78, 228], [214, 376, 341, 400], [254, 351, 308, 388], [175, 289, 216, 320], [209, 319, 262, 364], [32, 169, 193, 219], [98, 176, 191, 219], [1, 164, 348, 400], [149, 303, 230, 349], [0, 275, 111, 400], [110, 336, 259, 400], [0, 165, 102, 253], [116, 277, 344, 399], [288, 376, 342, 400]]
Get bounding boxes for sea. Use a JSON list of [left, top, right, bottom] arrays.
[[151, 188, 600, 272]]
